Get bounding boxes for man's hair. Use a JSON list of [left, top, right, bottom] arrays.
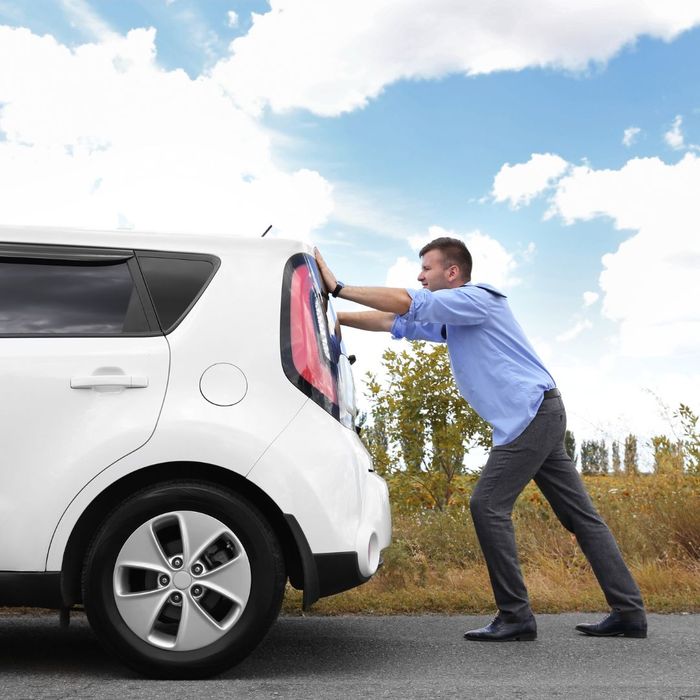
[[419, 237, 472, 281]]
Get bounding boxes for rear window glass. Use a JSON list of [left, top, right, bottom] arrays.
[[137, 255, 217, 333], [0, 259, 149, 336]]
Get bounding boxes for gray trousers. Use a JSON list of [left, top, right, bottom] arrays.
[[469, 394, 645, 622]]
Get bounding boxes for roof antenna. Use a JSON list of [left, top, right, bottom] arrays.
[[261, 224, 272, 238]]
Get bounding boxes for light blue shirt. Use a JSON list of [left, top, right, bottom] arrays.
[[391, 283, 555, 446]]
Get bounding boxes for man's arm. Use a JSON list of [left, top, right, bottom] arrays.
[[315, 248, 412, 314], [337, 310, 395, 332]]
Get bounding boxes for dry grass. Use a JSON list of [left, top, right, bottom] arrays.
[[284, 474, 700, 615]]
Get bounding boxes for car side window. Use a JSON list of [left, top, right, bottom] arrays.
[[136, 254, 218, 333], [0, 259, 150, 336]]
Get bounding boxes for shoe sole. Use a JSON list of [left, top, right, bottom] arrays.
[[464, 633, 537, 642], [576, 629, 647, 639]]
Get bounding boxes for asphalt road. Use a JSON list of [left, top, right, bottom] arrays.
[[1, 611, 699, 699]]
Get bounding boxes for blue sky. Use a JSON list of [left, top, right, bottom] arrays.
[[2, 1, 700, 466]]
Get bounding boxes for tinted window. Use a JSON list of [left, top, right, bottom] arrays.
[[137, 255, 215, 332], [0, 259, 149, 335]]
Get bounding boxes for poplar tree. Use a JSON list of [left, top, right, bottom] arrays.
[[611, 440, 622, 475], [580, 440, 595, 475], [624, 434, 639, 476], [597, 440, 610, 475], [581, 439, 608, 475], [565, 430, 577, 465]]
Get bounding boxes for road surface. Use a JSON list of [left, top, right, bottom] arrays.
[[1, 611, 698, 699]]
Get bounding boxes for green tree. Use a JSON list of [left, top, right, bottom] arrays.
[[611, 440, 621, 475], [597, 440, 610, 475], [581, 439, 608, 475], [564, 430, 577, 465], [624, 434, 639, 476], [365, 342, 492, 509], [358, 411, 391, 476], [580, 440, 595, 475], [675, 403, 700, 475], [650, 435, 684, 475]]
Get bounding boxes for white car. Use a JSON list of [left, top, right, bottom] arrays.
[[0, 225, 391, 678]]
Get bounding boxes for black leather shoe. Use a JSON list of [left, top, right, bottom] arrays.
[[575, 611, 647, 638], [464, 615, 537, 642]]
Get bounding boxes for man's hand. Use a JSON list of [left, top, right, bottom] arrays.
[[314, 248, 336, 295], [314, 247, 413, 315]]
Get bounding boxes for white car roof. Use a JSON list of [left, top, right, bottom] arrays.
[[0, 224, 309, 259]]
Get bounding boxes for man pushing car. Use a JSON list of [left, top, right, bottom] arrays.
[[315, 237, 647, 641]]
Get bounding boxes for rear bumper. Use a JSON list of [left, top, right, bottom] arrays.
[[248, 400, 392, 607], [284, 514, 370, 609], [314, 551, 369, 597], [284, 471, 391, 609], [284, 474, 391, 611]]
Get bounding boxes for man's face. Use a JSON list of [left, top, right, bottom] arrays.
[[417, 249, 458, 291]]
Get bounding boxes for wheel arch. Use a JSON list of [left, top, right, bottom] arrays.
[[60, 462, 305, 607]]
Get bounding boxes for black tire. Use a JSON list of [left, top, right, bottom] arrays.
[[82, 480, 285, 679]]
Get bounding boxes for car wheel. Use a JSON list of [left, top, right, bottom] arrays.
[[82, 480, 285, 678]]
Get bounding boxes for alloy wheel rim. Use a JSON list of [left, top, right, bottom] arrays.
[[113, 510, 252, 651]]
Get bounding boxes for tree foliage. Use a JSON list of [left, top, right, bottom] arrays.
[[675, 403, 700, 475], [650, 435, 684, 475], [624, 433, 639, 477], [580, 439, 609, 475], [363, 342, 492, 509], [564, 430, 577, 465], [611, 440, 622, 475]]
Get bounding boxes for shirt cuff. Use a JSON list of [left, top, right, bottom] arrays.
[[390, 314, 407, 339], [391, 288, 423, 338]]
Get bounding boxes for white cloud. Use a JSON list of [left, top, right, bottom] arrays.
[[582, 291, 599, 307], [227, 11, 239, 28], [210, 1, 700, 115], [492, 153, 570, 208], [530, 337, 553, 365], [664, 114, 685, 149], [553, 359, 700, 464], [385, 256, 419, 289], [556, 319, 592, 343], [521, 241, 537, 262], [167, 5, 227, 67], [622, 126, 641, 147], [467, 231, 521, 289], [487, 149, 700, 443], [60, 0, 115, 40], [0, 26, 333, 240], [542, 153, 700, 357]]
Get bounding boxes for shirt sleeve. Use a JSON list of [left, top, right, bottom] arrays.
[[403, 286, 489, 326], [391, 314, 445, 342]]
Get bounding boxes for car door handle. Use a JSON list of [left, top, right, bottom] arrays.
[[70, 375, 149, 389]]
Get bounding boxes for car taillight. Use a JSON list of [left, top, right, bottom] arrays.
[[281, 253, 339, 419]]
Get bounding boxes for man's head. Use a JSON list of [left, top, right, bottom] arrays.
[[417, 237, 472, 291]]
